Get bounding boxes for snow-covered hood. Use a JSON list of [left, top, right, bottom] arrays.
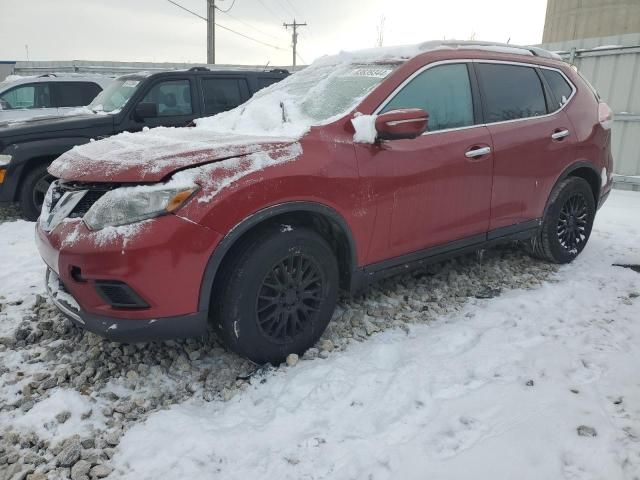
[[48, 127, 299, 183]]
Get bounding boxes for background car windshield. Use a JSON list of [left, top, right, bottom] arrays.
[[88, 78, 141, 113], [195, 61, 398, 136]]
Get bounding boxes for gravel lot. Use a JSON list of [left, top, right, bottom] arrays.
[[0, 206, 557, 480]]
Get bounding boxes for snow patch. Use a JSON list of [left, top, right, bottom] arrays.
[[351, 114, 378, 144], [4, 389, 105, 441]]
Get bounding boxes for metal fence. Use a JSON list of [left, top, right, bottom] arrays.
[[542, 33, 640, 190]]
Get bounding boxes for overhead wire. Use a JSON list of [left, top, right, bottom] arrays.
[[165, 0, 287, 51]]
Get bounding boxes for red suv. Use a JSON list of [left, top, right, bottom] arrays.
[[36, 41, 614, 364]]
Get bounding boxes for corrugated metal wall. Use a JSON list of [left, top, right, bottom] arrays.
[[542, 33, 640, 179]]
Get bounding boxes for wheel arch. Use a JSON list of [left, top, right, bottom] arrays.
[[197, 201, 360, 314], [544, 161, 601, 217]]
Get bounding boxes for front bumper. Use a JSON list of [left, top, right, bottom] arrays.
[[45, 268, 208, 341], [36, 214, 222, 342]]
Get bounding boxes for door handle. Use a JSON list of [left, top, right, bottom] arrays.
[[551, 129, 570, 140], [465, 146, 491, 158]]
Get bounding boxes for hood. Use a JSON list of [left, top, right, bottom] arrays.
[[48, 126, 300, 183], [0, 113, 112, 137]]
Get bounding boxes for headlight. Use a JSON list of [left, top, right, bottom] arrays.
[[0, 154, 12, 167], [84, 184, 197, 231]]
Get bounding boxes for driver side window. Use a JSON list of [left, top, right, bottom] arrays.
[[381, 63, 474, 132], [0, 83, 52, 110], [142, 80, 193, 116]]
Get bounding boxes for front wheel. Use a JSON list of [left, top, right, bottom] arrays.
[[19, 164, 54, 221], [213, 226, 339, 365], [529, 177, 596, 264]]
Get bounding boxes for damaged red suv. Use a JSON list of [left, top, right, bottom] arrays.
[[36, 41, 614, 364]]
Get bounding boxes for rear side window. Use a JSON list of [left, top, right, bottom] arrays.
[[202, 78, 246, 114], [0, 83, 51, 109], [380, 63, 474, 132], [256, 77, 281, 90], [476, 63, 547, 123], [540, 69, 573, 110], [52, 82, 102, 107]]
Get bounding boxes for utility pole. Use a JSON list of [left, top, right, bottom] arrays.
[[283, 19, 306, 69], [207, 0, 215, 64]]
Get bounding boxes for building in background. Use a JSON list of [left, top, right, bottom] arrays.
[[543, 0, 640, 44], [541, 1, 640, 190], [0, 61, 16, 82]]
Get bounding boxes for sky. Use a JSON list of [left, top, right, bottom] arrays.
[[0, 0, 548, 66]]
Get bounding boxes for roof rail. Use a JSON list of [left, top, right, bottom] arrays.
[[419, 40, 561, 60], [38, 73, 57, 78], [268, 68, 289, 74], [188, 66, 210, 72]]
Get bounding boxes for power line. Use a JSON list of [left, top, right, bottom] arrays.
[[166, 0, 205, 20], [283, 0, 300, 17], [256, 0, 283, 22], [217, 9, 284, 41], [165, 0, 286, 51], [216, 0, 237, 13]]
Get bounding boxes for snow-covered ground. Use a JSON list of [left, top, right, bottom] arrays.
[[0, 190, 639, 480]]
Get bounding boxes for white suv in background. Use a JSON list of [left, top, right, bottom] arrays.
[[0, 74, 112, 123]]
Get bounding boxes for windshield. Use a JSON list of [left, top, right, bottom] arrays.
[[195, 59, 399, 138], [88, 78, 142, 113]]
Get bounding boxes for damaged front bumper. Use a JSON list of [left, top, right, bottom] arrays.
[[45, 268, 208, 342]]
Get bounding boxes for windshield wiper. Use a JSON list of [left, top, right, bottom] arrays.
[[280, 101, 288, 123]]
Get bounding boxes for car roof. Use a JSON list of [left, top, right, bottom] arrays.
[[114, 68, 290, 82], [0, 74, 113, 91]]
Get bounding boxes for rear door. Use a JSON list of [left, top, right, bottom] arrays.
[[51, 82, 102, 114], [356, 62, 494, 263], [474, 61, 576, 231], [198, 76, 250, 116]]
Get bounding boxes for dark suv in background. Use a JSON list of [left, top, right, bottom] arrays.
[[0, 67, 289, 219]]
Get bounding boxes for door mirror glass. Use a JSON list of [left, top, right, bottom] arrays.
[[134, 102, 158, 120], [375, 108, 428, 140]]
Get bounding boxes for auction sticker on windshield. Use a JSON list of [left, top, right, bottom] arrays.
[[349, 67, 395, 78]]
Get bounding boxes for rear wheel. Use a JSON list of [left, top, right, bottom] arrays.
[[213, 226, 339, 364], [19, 164, 54, 221], [529, 177, 596, 264]]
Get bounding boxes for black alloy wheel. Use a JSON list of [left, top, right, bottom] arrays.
[[256, 253, 325, 343], [529, 176, 595, 264], [557, 193, 588, 253]]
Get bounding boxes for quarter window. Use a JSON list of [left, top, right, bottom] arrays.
[[142, 80, 193, 116], [476, 63, 547, 122], [540, 69, 573, 111], [380, 63, 474, 132], [202, 78, 245, 114]]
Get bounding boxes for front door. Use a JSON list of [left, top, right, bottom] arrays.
[[356, 62, 494, 264], [127, 78, 199, 132]]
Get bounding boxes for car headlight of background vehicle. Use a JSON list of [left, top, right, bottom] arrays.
[[83, 185, 197, 231]]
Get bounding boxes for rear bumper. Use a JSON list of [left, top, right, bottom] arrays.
[[46, 267, 209, 342]]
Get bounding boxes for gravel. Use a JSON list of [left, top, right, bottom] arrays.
[[0, 205, 20, 224], [0, 231, 558, 478]]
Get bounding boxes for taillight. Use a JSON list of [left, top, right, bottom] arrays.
[[598, 102, 613, 130]]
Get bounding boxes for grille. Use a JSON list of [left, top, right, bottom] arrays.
[[50, 182, 108, 218], [69, 190, 106, 217]]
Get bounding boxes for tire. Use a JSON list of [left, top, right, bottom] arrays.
[[19, 164, 54, 221], [529, 177, 596, 264], [213, 226, 339, 365]]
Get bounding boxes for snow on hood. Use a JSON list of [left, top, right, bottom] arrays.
[[49, 127, 299, 182], [48, 44, 424, 183]]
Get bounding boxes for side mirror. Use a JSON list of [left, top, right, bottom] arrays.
[[375, 108, 428, 141], [134, 102, 158, 121]]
